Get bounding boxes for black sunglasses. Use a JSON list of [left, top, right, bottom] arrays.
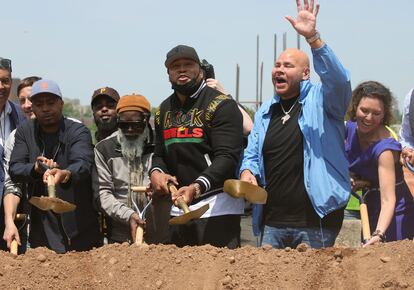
[[117, 120, 147, 131], [0, 58, 12, 72]]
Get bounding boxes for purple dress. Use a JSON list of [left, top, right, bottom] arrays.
[[345, 121, 414, 241]]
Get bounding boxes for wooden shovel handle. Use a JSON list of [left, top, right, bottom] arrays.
[[360, 203, 371, 243], [10, 239, 18, 255], [168, 183, 190, 214], [48, 175, 56, 198], [131, 186, 147, 193], [135, 225, 144, 245]]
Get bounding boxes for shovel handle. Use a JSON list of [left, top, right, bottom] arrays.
[[135, 225, 144, 245], [168, 184, 191, 214], [48, 175, 56, 198], [10, 239, 18, 255], [132, 186, 147, 193], [360, 203, 371, 243]]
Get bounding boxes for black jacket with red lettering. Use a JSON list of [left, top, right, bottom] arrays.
[[151, 84, 243, 203]]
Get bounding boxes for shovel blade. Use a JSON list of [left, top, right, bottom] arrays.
[[224, 179, 268, 204], [29, 196, 76, 214], [169, 204, 209, 225]]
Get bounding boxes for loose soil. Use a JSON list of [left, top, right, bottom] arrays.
[[0, 240, 413, 290]]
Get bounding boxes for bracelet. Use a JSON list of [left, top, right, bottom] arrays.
[[372, 230, 386, 242], [192, 183, 201, 199], [306, 31, 320, 44]]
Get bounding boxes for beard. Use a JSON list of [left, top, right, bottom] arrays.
[[117, 127, 148, 160], [94, 116, 117, 132]]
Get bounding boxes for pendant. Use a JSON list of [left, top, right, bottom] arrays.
[[281, 114, 290, 125]]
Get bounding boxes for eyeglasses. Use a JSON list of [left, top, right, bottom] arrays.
[[117, 120, 147, 131], [0, 58, 12, 72]]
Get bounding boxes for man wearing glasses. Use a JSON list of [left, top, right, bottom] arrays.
[[0, 57, 26, 250], [93, 94, 161, 244]]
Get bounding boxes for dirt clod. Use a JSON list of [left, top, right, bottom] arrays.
[[296, 243, 309, 252], [36, 254, 46, 263]]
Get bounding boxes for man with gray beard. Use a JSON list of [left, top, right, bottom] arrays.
[[93, 94, 159, 244]]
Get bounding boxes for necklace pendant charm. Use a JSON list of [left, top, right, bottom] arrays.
[[281, 114, 290, 125]]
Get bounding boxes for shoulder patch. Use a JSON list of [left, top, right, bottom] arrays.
[[205, 94, 232, 125], [155, 109, 161, 126]]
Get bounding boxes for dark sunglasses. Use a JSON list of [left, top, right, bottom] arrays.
[[0, 58, 12, 72], [117, 120, 147, 130]]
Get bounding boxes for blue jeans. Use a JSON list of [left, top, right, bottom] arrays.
[[261, 225, 338, 249]]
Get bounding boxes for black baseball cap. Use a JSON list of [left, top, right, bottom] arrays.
[[164, 45, 200, 68]]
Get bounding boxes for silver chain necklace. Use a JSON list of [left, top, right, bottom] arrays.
[[280, 98, 298, 125]]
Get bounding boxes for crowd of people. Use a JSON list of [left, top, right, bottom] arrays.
[[0, 0, 413, 254]]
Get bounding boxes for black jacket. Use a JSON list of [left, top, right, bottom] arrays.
[[151, 84, 243, 202], [9, 118, 100, 248]]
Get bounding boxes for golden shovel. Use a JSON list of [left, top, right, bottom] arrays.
[[168, 183, 209, 225], [10, 239, 18, 255], [29, 175, 76, 214], [224, 179, 268, 204], [131, 186, 151, 245], [351, 180, 372, 244]]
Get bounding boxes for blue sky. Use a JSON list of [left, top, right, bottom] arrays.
[[3, 0, 413, 110]]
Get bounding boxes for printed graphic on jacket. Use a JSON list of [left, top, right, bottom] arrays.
[[163, 108, 205, 148]]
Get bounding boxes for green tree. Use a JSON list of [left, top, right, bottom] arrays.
[[63, 102, 81, 119]]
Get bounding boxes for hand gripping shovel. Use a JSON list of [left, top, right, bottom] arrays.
[[10, 213, 27, 255], [131, 186, 152, 245], [223, 179, 268, 204], [351, 180, 372, 244], [168, 183, 209, 225], [29, 175, 76, 214]]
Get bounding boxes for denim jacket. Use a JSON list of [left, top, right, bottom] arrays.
[[240, 44, 352, 226]]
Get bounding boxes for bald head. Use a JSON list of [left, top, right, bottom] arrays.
[[272, 48, 311, 100], [279, 48, 309, 68]]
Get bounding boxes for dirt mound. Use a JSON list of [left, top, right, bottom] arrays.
[[0, 240, 413, 289]]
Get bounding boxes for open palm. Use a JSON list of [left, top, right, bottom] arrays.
[[285, 0, 320, 38]]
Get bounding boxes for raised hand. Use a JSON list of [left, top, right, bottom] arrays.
[[285, 0, 320, 38]]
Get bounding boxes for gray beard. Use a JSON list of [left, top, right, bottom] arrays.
[[117, 127, 148, 160]]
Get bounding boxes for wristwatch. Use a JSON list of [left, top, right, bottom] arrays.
[[192, 183, 201, 199], [372, 230, 386, 242], [306, 31, 320, 44]]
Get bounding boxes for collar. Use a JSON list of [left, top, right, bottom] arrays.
[[264, 80, 311, 115], [4, 101, 12, 116], [189, 80, 206, 99], [34, 117, 67, 144]]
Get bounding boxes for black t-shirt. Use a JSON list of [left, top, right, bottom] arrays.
[[262, 97, 343, 228]]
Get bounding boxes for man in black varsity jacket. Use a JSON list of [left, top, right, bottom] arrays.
[[150, 45, 244, 248]]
